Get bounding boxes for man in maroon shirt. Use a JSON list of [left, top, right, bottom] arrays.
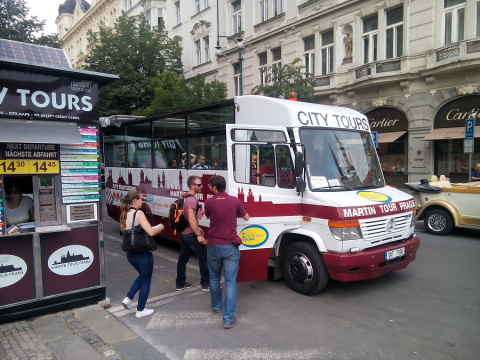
[[205, 175, 249, 329]]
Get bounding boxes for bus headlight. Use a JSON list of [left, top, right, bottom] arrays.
[[328, 220, 362, 241]]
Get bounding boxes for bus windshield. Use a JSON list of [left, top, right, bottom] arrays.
[[300, 128, 384, 191]]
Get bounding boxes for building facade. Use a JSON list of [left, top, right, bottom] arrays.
[[57, 0, 480, 184]]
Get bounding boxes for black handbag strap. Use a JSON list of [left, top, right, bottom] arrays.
[[129, 210, 139, 231]]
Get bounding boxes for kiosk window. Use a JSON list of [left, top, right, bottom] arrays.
[[3, 176, 35, 231]]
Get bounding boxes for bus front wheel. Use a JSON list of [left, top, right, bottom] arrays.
[[281, 242, 329, 295]]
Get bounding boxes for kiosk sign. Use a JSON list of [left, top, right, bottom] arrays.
[[0, 143, 59, 174], [0, 70, 99, 122]]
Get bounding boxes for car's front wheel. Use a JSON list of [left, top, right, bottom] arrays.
[[424, 208, 453, 235]]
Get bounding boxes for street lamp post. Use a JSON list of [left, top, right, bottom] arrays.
[[215, 36, 243, 96]]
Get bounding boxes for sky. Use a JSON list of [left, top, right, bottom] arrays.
[[25, 0, 74, 36]]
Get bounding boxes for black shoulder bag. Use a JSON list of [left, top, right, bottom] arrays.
[[121, 210, 157, 253]]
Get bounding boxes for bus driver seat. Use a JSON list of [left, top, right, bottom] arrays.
[[260, 164, 275, 186]]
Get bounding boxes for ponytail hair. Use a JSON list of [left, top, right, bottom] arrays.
[[120, 190, 142, 230]]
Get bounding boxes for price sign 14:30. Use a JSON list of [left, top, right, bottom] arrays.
[[0, 160, 59, 174]]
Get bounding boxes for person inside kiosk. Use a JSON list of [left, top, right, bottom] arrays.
[[4, 177, 34, 229]]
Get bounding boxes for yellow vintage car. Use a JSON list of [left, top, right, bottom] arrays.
[[405, 175, 480, 235]]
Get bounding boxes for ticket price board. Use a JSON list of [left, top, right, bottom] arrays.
[[0, 160, 59, 174], [0, 143, 59, 175]]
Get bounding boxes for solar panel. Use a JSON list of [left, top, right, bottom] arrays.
[[0, 39, 71, 68]]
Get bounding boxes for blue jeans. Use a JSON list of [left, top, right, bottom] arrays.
[[126, 252, 153, 311], [176, 232, 209, 287], [207, 244, 240, 325]]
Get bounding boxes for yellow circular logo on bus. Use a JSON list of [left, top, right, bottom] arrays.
[[239, 225, 269, 248], [356, 191, 392, 203]]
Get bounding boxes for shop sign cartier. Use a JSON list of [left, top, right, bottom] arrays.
[[435, 95, 480, 128], [366, 107, 407, 132], [0, 69, 98, 123]]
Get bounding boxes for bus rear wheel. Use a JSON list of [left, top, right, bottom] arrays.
[[281, 242, 329, 295]]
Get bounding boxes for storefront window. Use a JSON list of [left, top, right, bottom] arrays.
[[435, 139, 480, 182], [377, 135, 407, 174]]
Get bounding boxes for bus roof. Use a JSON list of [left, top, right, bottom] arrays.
[[235, 95, 370, 132]]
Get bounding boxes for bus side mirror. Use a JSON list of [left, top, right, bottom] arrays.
[[294, 151, 304, 177], [295, 178, 306, 193]]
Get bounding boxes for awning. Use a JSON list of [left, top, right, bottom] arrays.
[[377, 131, 407, 143], [422, 126, 480, 140], [0, 119, 84, 144]]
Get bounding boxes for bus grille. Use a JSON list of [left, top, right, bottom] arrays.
[[359, 213, 412, 244]]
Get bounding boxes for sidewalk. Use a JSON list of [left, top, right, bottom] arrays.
[[0, 301, 167, 360]]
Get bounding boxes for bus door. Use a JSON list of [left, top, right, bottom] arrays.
[[226, 124, 299, 282]]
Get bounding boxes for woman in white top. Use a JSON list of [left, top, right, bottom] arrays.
[[5, 185, 34, 227], [120, 190, 164, 318]]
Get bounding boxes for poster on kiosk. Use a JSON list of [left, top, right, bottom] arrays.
[[0, 40, 118, 322]]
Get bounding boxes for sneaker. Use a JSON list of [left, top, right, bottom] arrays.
[[210, 306, 221, 314], [223, 316, 236, 329], [201, 284, 210, 292], [122, 297, 132, 310], [136, 308, 154, 318], [176, 282, 194, 291]]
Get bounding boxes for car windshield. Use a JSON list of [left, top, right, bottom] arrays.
[[300, 128, 384, 191]]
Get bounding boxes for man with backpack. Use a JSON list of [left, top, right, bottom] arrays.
[[175, 175, 210, 291]]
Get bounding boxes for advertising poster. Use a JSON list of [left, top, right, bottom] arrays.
[[60, 125, 101, 203], [38, 177, 57, 222], [0, 235, 35, 305], [40, 226, 100, 296]]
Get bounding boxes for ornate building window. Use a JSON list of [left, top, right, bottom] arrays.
[[477, 1, 480, 37], [303, 36, 315, 76], [260, 0, 268, 22], [443, 0, 465, 44], [195, 39, 201, 65], [175, 1, 181, 25], [321, 30, 334, 74], [273, 0, 282, 16], [258, 52, 267, 85], [362, 14, 378, 64], [233, 62, 241, 96], [232, 0, 242, 34], [203, 36, 210, 62], [386, 6, 403, 59]]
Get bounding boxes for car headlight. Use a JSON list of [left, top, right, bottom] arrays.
[[329, 220, 362, 241]]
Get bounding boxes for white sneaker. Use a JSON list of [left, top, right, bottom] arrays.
[[122, 297, 132, 310], [136, 308, 154, 318]]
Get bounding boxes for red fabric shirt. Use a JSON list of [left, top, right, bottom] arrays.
[[204, 192, 246, 245], [180, 194, 197, 235]]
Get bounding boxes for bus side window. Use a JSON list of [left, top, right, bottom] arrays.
[[276, 145, 295, 188]]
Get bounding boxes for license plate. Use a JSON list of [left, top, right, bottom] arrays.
[[385, 247, 405, 261]]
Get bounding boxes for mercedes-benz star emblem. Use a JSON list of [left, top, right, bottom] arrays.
[[386, 218, 396, 232]]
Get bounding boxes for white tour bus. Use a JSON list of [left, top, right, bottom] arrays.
[[103, 95, 420, 295]]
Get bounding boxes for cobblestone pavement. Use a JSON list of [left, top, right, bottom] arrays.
[[0, 309, 123, 360], [0, 320, 54, 360]]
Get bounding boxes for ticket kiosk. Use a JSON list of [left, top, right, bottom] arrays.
[[0, 40, 118, 322]]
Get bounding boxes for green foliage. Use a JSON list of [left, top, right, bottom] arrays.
[[145, 72, 227, 116], [34, 33, 62, 48], [84, 13, 183, 116], [252, 58, 314, 102], [187, 75, 227, 108], [0, 0, 60, 47]]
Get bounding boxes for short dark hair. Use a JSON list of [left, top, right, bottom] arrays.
[[187, 175, 201, 187], [209, 175, 226, 192]]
